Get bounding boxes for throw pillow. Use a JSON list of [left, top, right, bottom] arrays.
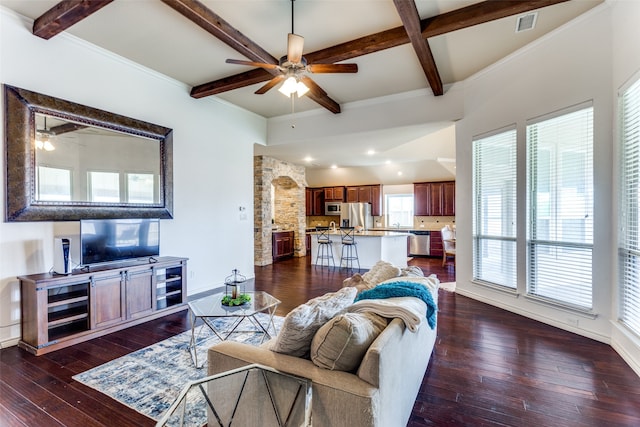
[[360, 260, 401, 289], [400, 265, 425, 278], [342, 273, 369, 293], [310, 312, 388, 371], [270, 286, 357, 358]]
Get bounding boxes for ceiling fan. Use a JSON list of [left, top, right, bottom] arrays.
[[225, 0, 358, 99]]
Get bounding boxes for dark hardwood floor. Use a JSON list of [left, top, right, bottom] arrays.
[[2, 256, 639, 426]]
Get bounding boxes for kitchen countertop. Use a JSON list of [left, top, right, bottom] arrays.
[[309, 230, 409, 237]]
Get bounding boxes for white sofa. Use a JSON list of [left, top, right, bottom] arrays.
[[207, 273, 438, 426]]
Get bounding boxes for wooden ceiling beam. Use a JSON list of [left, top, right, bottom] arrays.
[[393, 0, 443, 96], [196, 0, 569, 97], [163, 0, 342, 113], [32, 0, 114, 40]]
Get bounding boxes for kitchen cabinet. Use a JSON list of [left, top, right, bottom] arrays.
[[414, 183, 432, 216], [430, 231, 443, 257], [18, 257, 187, 355], [414, 181, 455, 216], [324, 186, 345, 201], [370, 184, 382, 216], [305, 188, 313, 216], [346, 187, 358, 203], [442, 181, 455, 216], [305, 188, 325, 216], [273, 231, 295, 260], [358, 186, 372, 203], [313, 189, 324, 215]]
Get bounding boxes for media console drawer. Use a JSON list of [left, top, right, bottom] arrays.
[[18, 256, 188, 355]]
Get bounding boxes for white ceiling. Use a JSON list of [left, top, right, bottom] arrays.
[[1, 0, 603, 182]]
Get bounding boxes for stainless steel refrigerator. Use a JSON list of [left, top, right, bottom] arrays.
[[340, 203, 373, 230]]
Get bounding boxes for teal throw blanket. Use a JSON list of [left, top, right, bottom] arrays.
[[355, 281, 437, 329]]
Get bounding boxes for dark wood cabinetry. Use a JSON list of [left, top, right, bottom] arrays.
[[305, 188, 313, 216], [307, 184, 381, 216], [305, 188, 325, 216], [18, 256, 187, 355], [370, 185, 381, 216], [324, 186, 345, 201], [272, 231, 295, 260], [430, 231, 443, 257], [414, 183, 432, 216], [442, 181, 455, 216], [414, 181, 455, 216], [346, 187, 359, 203]]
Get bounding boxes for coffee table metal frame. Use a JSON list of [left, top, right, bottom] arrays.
[[187, 291, 280, 368], [155, 363, 312, 427]]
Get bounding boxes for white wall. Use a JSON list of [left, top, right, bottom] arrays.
[[456, 0, 640, 375], [0, 8, 266, 347]]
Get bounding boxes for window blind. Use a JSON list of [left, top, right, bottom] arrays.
[[527, 105, 594, 310], [619, 77, 640, 337], [472, 128, 517, 288]]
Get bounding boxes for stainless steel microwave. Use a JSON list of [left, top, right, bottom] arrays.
[[325, 202, 341, 216]]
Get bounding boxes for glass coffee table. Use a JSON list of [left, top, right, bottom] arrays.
[[187, 291, 280, 368]]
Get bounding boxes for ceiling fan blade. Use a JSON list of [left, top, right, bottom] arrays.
[[255, 75, 285, 94], [226, 58, 279, 70], [307, 63, 358, 74], [299, 76, 327, 97], [287, 33, 304, 63]]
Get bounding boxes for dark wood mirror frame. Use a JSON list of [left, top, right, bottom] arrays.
[[3, 85, 173, 222]]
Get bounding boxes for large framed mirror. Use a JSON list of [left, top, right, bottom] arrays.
[[4, 85, 173, 221]]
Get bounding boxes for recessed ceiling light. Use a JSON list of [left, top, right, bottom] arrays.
[[397, 171, 403, 176], [330, 164, 337, 169], [385, 160, 391, 165], [303, 156, 313, 162], [367, 150, 375, 155]]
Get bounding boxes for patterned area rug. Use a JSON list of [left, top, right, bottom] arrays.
[[73, 314, 283, 424], [439, 282, 456, 292]]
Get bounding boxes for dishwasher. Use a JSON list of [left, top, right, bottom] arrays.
[[409, 231, 431, 256]]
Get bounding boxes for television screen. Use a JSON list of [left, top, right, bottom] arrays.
[[80, 218, 160, 265]]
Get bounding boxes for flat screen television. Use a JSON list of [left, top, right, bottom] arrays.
[[80, 218, 160, 266]]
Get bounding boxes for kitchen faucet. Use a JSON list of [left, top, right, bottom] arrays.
[[329, 221, 336, 231], [393, 222, 400, 229]]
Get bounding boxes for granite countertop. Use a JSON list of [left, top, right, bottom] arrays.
[[309, 230, 408, 237]]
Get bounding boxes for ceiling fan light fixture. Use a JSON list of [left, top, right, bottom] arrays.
[[278, 75, 309, 98], [295, 80, 309, 97], [278, 76, 298, 97]]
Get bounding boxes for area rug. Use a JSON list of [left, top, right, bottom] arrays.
[[439, 282, 456, 292], [73, 314, 283, 425]]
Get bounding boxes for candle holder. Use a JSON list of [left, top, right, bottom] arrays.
[[222, 269, 251, 306]]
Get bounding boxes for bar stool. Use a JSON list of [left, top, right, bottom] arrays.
[[339, 227, 360, 270], [315, 227, 335, 268]]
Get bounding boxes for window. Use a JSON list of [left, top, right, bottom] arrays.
[[127, 173, 156, 203], [37, 166, 72, 201], [472, 128, 517, 288], [619, 76, 640, 337], [386, 194, 414, 227], [89, 171, 120, 202], [527, 104, 594, 310]]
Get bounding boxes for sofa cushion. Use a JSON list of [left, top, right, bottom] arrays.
[[310, 312, 388, 371], [270, 287, 357, 358]]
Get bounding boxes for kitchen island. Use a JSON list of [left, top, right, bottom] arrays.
[[309, 230, 409, 269]]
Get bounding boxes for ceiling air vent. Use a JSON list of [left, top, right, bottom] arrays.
[[515, 12, 537, 33]]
